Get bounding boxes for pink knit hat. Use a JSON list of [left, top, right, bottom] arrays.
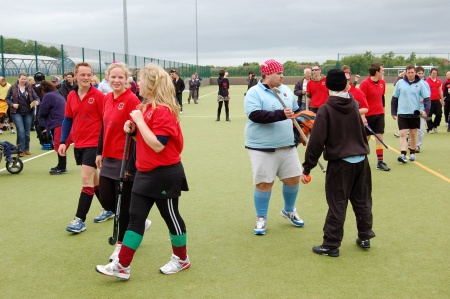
[[261, 59, 284, 75]]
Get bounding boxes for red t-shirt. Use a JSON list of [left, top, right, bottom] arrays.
[[135, 104, 183, 172], [426, 77, 442, 100], [359, 77, 385, 116], [102, 89, 141, 159], [349, 85, 369, 110], [65, 87, 105, 148], [306, 77, 328, 108]]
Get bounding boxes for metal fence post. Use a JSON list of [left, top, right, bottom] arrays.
[[34, 40, 39, 73], [61, 44, 65, 75], [99, 50, 102, 80], [0, 35, 5, 77]]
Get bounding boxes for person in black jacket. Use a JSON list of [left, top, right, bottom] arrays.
[[58, 72, 77, 100], [216, 70, 230, 121], [172, 71, 185, 112], [301, 69, 375, 258]]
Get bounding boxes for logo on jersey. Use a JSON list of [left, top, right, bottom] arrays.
[[379, 84, 383, 89], [118, 103, 124, 110], [88, 98, 95, 104], [146, 111, 153, 119], [283, 93, 288, 98]]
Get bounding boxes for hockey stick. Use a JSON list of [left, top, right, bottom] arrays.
[[272, 87, 326, 173], [365, 125, 388, 149], [108, 133, 131, 245]]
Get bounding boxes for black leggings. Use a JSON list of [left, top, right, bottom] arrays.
[[98, 176, 133, 242], [128, 192, 186, 236], [217, 100, 229, 117]]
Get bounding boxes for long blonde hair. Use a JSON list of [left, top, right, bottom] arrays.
[[138, 64, 180, 121]]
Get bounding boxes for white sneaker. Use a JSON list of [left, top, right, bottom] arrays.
[[159, 254, 190, 275], [10, 128, 15, 134], [96, 258, 130, 280], [0, 130, 2, 135], [280, 208, 305, 227], [432, 127, 438, 134], [144, 219, 152, 232], [109, 243, 122, 262], [253, 217, 267, 235]]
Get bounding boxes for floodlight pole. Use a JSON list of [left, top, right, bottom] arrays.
[[123, 0, 129, 64], [195, 0, 198, 74]]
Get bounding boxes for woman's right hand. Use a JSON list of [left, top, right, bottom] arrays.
[[12, 104, 19, 109], [124, 120, 136, 134]]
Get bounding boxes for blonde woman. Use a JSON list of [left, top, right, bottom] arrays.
[[96, 64, 189, 280]]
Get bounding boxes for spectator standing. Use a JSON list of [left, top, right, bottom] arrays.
[[391, 65, 430, 163], [5, 72, 40, 156], [306, 64, 328, 113], [172, 71, 185, 113], [244, 59, 304, 235], [425, 68, 444, 133], [246, 70, 258, 95], [38, 80, 73, 174], [0, 77, 14, 134], [96, 64, 190, 279], [294, 68, 311, 111], [58, 62, 114, 233], [98, 71, 113, 94], [59, 72, 77, 100], [216, 70, 230, 121], [359, 62, 390, 171], [302, 69, 375, 257], [187, 74, 201, 104], [194, 72, 202, 97]]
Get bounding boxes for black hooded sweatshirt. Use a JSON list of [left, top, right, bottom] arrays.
[[302, 94, 370, 175]]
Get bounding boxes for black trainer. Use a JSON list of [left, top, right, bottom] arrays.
[[356, 238, 371, 248], [50, 168, 67, 175], [312, 245, 339, 257], [376, 161, 390, 171]]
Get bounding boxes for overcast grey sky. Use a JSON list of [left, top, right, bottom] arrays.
[[2, 0, 448, 66]]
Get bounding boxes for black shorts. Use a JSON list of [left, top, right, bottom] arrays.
[[132, 162, 189, 199], [74, 147, 97, 168], [365, 114, 385, 135], [397, 116, 420, 130]]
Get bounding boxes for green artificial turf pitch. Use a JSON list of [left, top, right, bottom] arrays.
[[1, 84, 449, 298]]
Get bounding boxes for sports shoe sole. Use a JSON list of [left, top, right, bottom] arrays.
[[356, 238, 371, 249], [94, 214, 115, 223], [397, 157, 407, 163], [66, 226, 86, 233], [280, 211, 304, 227], [159, 263, 190, 275], [253, 229, 266, 235], [95, 266, 130, 280], [312, 246, 339, 257]]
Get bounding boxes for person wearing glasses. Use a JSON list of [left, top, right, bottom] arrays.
[[306, 65, 328, 113]]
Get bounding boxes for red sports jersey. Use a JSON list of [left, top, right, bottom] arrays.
[[349, 85, 369, 110], [65, 87, 105, 148], [135, 105, 183, 172], [102, 89, 141, 159], [359, 77, 385, 116], [306, 77, 328, 108], [426, 77, 442, 100]]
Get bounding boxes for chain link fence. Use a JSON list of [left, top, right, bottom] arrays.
[[0, 35, 210, 80]]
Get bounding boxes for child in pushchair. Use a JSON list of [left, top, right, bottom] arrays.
[[0, 141, 24, 174]]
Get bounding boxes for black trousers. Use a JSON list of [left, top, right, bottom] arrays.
[[426, 100, 442, 130], [322, 157, 375, 249], [98, 176, 133, 242]]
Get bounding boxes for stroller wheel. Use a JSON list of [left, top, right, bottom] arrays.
[[6, 158, 23, 174]]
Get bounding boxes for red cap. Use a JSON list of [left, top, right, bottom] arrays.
[[261, 59, 284, 75]]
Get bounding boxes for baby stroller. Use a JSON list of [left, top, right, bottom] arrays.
[[0, 143, 24, 174]]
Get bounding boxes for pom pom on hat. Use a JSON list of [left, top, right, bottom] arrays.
[[261, 59, 284, 75], [326, 69, 347, 92]]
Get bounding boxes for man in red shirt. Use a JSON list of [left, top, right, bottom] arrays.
[[359, 62, 390, 171], [306, 64, 328, 113], [426, 68, 444, 133], [58, 62, 112, 233]]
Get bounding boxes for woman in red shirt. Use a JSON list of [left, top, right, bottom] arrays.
[[96, 64, 189, 280], [95, 62, 151, 263]]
